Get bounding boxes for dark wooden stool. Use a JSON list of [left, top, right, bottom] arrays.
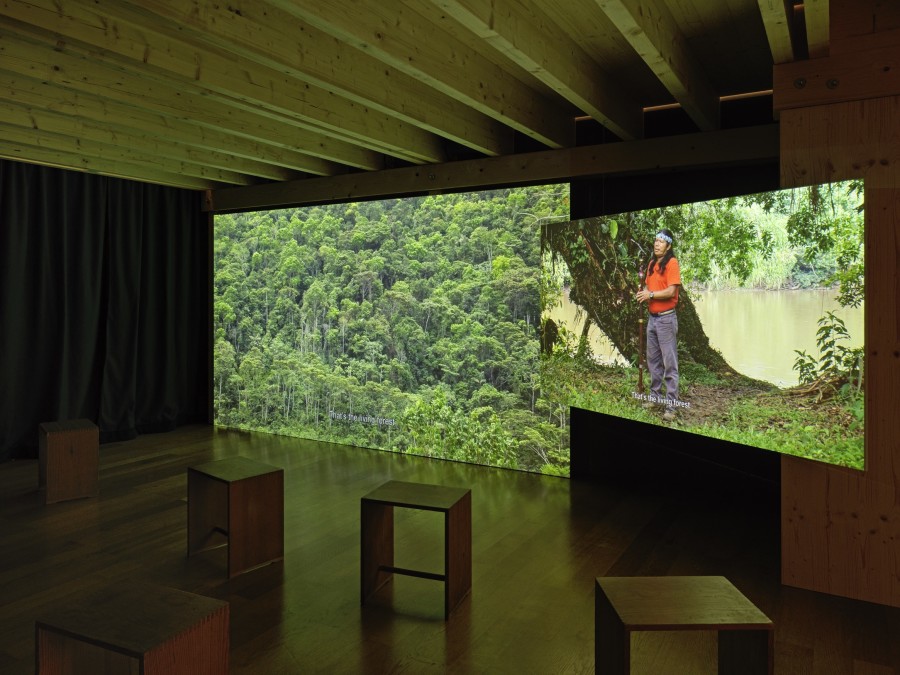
[[595, 576, 774, 675], [35, 584, 229, 674], [187, 456, 284, 578], [361, 480, 471, 619], [38, 419, 99, 504]]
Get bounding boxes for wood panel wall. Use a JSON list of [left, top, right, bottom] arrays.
[[775, 1, 900, 608]]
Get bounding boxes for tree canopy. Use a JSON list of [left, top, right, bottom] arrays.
[[214, 185, 571, 474], [542, 181, 865, 376]]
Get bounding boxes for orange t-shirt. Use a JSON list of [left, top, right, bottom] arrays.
[[645, 257, 680, 313]]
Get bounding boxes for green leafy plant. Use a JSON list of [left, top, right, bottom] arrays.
[[792, 349, 818, 385], [792, 311, 864, 404]]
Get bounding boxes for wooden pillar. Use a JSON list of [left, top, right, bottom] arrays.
[[774, 1, 900, 608]]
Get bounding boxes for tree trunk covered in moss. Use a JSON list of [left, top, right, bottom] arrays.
[[543, 216, 738, 375]]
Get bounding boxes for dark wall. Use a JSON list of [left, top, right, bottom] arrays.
[[570, 161, 780, 220], [0, 160, 210, 461], [570, 94, 779, 219], [569, 407, 781, 499]]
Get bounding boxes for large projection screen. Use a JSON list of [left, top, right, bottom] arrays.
[[214, 180, 864, 475], [542, 179, 864, 470], [214, 186, 571, 475]]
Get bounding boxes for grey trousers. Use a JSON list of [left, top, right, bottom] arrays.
[[647, 313, 679, 407]]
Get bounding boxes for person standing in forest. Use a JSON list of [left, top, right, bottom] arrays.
[[635, 229, 681, 421]]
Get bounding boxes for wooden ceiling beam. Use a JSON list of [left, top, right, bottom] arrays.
[[206, 124, 779, 213], [0, 31, 353, 176], [0, 0, 784, 195], [594, 0, 721, 131], [135, 0, 514, 158], [773, 40, 900, 109], [0, 11, 382, 171], [757, 0, 796, 64], [7, 0, 440, 165], [0, 122, 242, 186], [804, 0, 830, 58], [269, 0, 574, 149], [431, 0, 642, 141], [0, 144, 219, 189], [0, 99, 303, 182], [0, 73, 324, 179]]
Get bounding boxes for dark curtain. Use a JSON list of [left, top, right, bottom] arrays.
[[0, 159, 209, 461]]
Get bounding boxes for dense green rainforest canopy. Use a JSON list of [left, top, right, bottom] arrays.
[[214, 186, 571, 474], [214, 181, 864, 473]]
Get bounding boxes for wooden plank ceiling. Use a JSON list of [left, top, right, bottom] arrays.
[[0, 0, 826, 205]]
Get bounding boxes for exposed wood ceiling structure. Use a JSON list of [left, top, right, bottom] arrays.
[[0, 1, 826, 211]]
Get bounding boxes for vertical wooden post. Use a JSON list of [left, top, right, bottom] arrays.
[[774, 0, 900, 607]]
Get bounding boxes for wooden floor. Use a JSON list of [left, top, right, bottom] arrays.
[[1, 425, 898, 674]]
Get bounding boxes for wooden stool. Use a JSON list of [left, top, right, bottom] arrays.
[[35, 584, 228, 674], [595, 576, 774, 675], [187, 456, 284, 578], [361, 480, 471, 619], [38, 419, 99, 504]]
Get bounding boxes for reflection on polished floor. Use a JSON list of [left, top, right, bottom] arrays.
[[1, 425, 898, 674]]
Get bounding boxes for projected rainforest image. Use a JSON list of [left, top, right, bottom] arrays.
[[541, 180, 865, 469], [214, 186, 571, 475]]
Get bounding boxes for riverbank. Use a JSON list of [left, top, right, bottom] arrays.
[[541, 355, 864, 470]]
